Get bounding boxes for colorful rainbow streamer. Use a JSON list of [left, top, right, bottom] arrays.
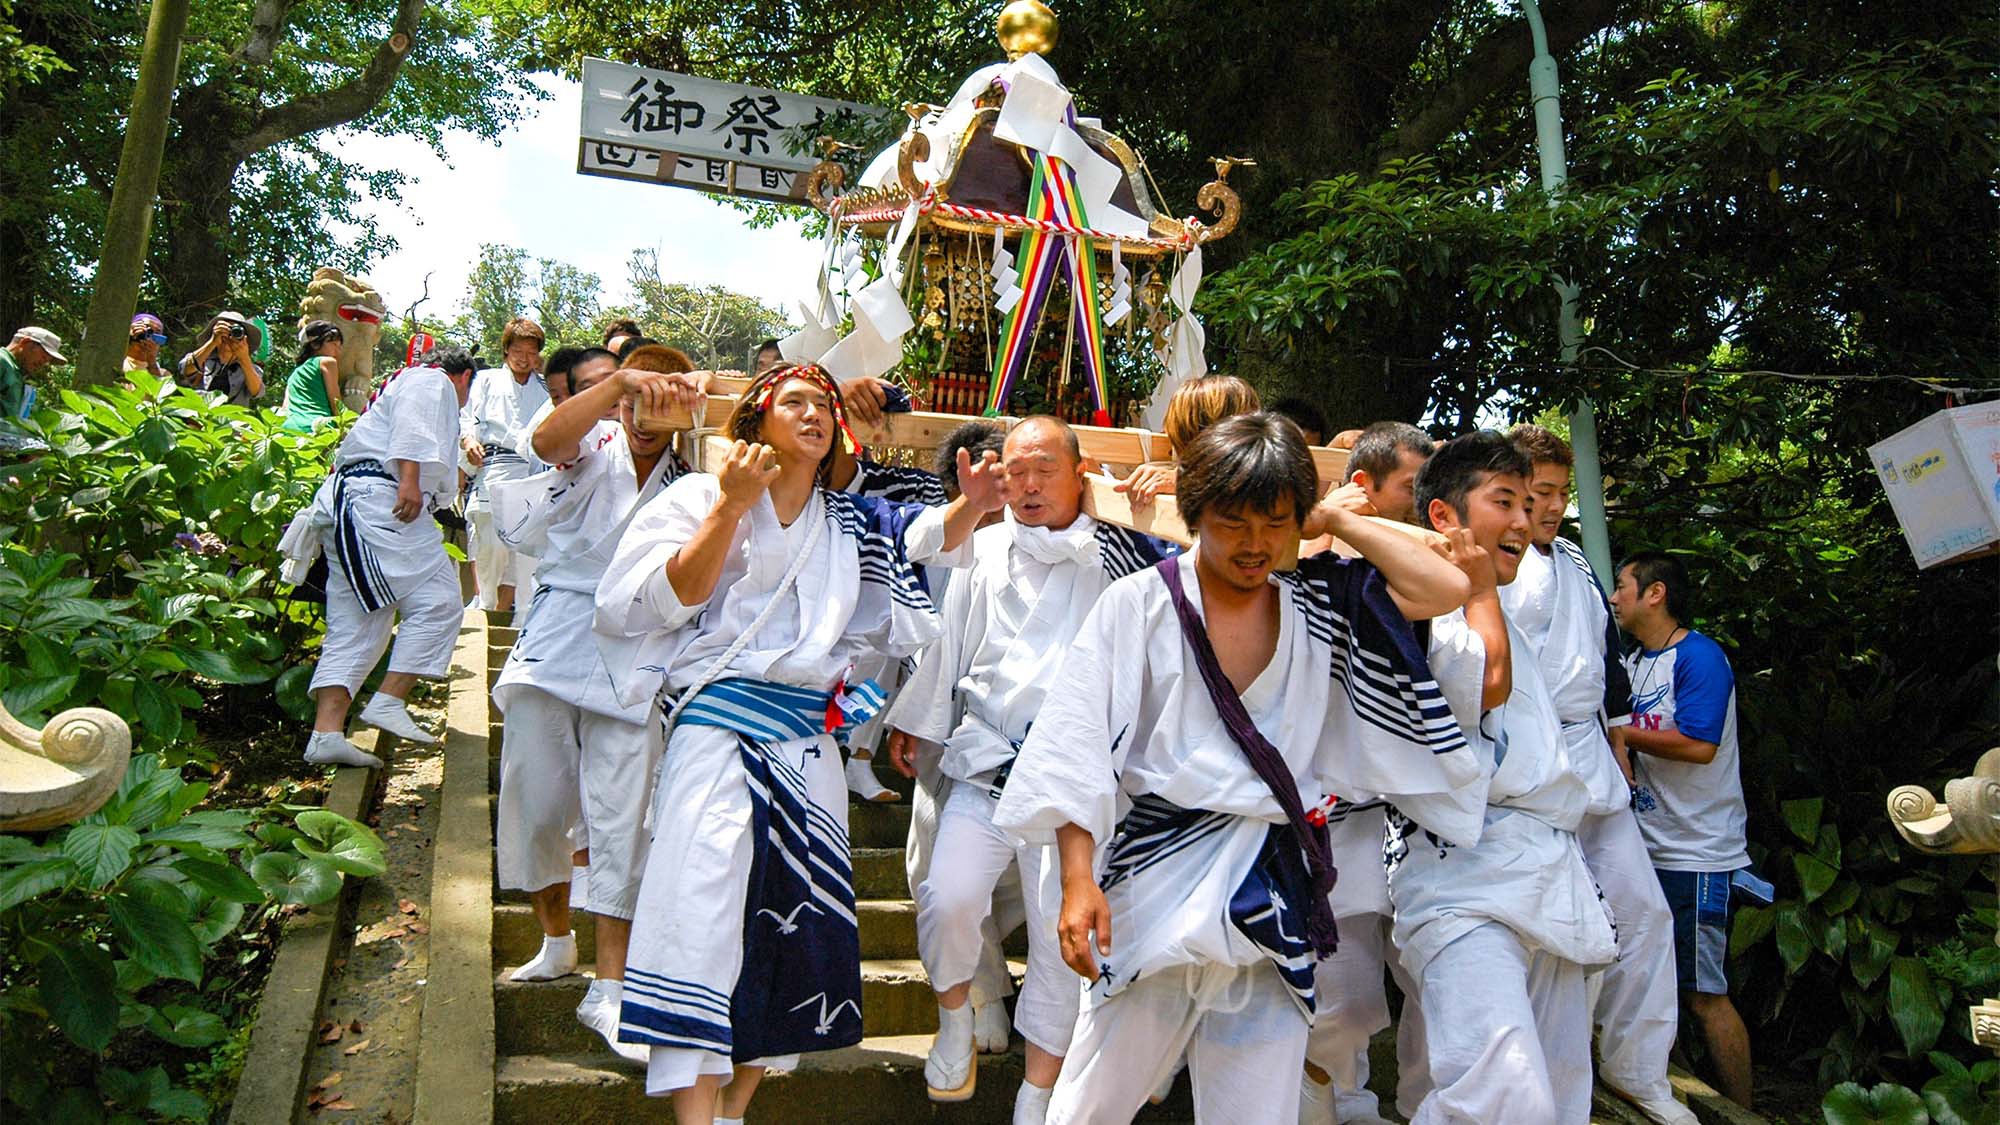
[[983, 149, 1114, 425]]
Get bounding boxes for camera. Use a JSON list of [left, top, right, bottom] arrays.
[[227, 323, 247, 339]]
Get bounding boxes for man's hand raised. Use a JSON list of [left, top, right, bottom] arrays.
[[718, 440, 782, 511], [955, 447, 1006, 513]]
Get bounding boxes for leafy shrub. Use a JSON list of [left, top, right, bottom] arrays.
[[0, 755, 383, 1120], [0, 376, 341, 763]]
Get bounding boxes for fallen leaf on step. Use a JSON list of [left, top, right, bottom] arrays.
[[407, 921, 429, 934], [399, 993, 416, 1004], [392, 954, 411, 970], [398, 899, 419, 915], [342, 1039, 371, 1056], [349, 1019, 364, 1033], [322, 1098, 356, 1111], [313, 1072, 342, 1090], [318, 1021, 344, 1044]]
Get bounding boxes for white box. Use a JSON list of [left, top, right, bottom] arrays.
[[1869, 402, 2000, 569]]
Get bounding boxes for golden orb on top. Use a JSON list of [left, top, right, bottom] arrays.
[[996, 1, 1059, 60]]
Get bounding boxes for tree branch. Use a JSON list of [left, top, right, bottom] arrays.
[[1373, 0, 1625, 168], [236, 0, 425, 157], [237, 0, 300, 67]]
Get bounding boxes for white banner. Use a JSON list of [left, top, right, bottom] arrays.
[[577, 58, 889, 202]]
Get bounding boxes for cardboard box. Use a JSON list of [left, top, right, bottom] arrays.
[[1869, 403, 2000, 568]]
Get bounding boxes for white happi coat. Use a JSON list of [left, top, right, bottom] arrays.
[[491, 420, 683, 722], [992, 549, 1483, 1015], [1500, 538, 1628, 815], [888, 511, 1119, 785], [278, 365, 461, 592], [1388, 611, 1615, 978], [461, 367, 549, 508]]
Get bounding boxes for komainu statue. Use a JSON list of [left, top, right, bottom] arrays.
[[1, 701, 132, 831], [298, 267, 388, 410]]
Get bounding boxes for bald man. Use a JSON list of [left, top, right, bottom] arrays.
[[886, 417, 1176, 1123]]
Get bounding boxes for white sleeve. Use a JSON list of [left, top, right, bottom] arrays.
[[591, 474, 725, 708], [1425, 612, 1488, 732], [991, 578, 1148, 846], [385, 373, 460, 481], [886, 558, 977, 743], [903, 504, 976, 569]]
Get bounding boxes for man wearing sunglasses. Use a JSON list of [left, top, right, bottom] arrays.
[[124, 314, 168, 380]]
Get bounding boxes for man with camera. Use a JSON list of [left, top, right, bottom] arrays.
[[179, 311, 267, 407], [2, 326, 67, 420]]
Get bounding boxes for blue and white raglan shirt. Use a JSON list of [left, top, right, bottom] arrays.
[[1625, 630, 1749, 872]]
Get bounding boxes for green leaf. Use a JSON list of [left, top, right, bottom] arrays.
[[146, 1004, 227, 1047], [1795, 854, 1839, 903], [1852, 918, 1898, 989], [39, 941, 119, 1052], [1, 673, 77, 718], [62, 823, 141, 888], [274, 662, 315, 720], [149, 1085, 209, 1123], [1775, 903, 1812, 973], [1888, 956, 1945, 1056], [131, 678, 181, 744], [172, 857, 262, 904], [188, 895, 244, 944], [1821, 1081, 1930, 1125], [0, 857, 75, 911], [174, 646, 274, 684], [1731, 904, 1776, 955], [293, 810, 387, 877], [144, 821, 253, 853], [1781, 796, 1823, 844], [248, 852, 343, 906], [108, 880, 204, 983]]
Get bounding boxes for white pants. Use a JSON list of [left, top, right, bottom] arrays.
[[1050, 960, 1307, 1124], [310, 544, 460, 696], [468, 510, 535, 608], [907, 756, 1018, 1009], [1579, 804, 1681, 1102], [916, 785, 1076, 1055], [1408, 922, 1592, 1125], [1305, 912, 1430, 1119], [497, 687, 663, 919]]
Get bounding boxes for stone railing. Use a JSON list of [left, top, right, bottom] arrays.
[[0, 700, 133, 831], [1887, 747, 2000, 1053]]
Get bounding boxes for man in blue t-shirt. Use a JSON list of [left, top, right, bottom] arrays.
[[1610, 551, 1753, 1110]]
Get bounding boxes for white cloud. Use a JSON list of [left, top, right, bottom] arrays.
[[334, 74, 824, 328]]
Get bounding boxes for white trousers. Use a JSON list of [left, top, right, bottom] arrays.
[[1579, 804, 1681, 1102], [1408, 922, 1592, 1125], [310, 544, 460, 695], [468, 511, 535, 608], [1305, 912, 1430, 1119], [1049, 959, 1307, 1124], [906, 757, 1018, 1009], [916, 785, 1076, 1055], [496, 686, 663, 919]]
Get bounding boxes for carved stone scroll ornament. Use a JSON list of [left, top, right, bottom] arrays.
[[1887, 746, 2000, 1053], [0, 701, 133, 832]]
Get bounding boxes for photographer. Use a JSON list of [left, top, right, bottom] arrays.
[[179, 311, 267, 406], [124, 314, 168, 379]]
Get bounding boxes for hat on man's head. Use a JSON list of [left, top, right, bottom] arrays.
[[209, 311, 265, 353], [131, 313, 165, 341], [11, 327, 68, 364]]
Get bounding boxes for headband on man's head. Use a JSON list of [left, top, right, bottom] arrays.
[[749, 364, 862, 455]]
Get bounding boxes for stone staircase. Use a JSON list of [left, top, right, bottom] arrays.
[[470, 616, 1751, 1125]]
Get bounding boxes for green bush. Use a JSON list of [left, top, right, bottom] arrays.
[[0, 754, 383, 1120], [0, 375, 341, 763]]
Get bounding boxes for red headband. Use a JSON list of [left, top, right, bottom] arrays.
[[750, 365, 862, 456]]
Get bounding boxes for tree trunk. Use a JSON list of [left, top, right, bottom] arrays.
[[158, 84, 247, 346], [75, 0, 193, 386]]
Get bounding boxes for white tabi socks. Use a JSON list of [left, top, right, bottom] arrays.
[[844, 753, 898, 802], [973, 1000, 1011, 1052], [568, 864, 589, 911], [358, 693, 438, 744], [509, 931, 577, 982], [303, 730, 383, 770], [576, 978, 647, 1064], [1013, 1080, 1054, 1125], [925, 1003, 976, 1102]]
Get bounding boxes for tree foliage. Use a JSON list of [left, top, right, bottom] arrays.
[[618, 248, 794, 369], [0, 0, 539, 345]]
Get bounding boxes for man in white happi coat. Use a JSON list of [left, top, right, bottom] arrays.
[[461, 317, 549, 612], [1389, 432, 1618, 1125], [1300, 423, 1440, 1125], [282, 347, 479, 769], [487, 350, 706, 1060], [992, 414, 1479, 1125], [592, 364, 1004, 1125], [1506, 425, 1694, 1125], [884, 417, 1174, 1122]]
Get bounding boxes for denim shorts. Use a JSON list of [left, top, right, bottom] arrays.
[[1657, 868, 1734, 995]]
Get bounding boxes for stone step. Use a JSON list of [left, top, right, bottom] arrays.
[[854, 846, 907, 899], [495, 959, 983, 1054], [849, 801, 913, 849], [494, 1037, 1199, 1124], [491, 898, 924, 968]]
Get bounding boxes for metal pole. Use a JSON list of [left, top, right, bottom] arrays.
[[75, 0, 192, 386], [1522, 0, 1614, 589]]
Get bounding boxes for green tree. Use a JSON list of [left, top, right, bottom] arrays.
[[457, 243, 604, 358], [621, 248, 792, 369], [0, 0, 538, 344]]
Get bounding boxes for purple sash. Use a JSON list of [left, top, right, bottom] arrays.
[[1156, 554, 1341, 957]]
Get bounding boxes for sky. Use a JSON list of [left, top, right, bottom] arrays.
[[334, 74, 825, 328]]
